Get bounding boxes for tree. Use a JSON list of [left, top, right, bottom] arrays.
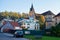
[[2, 11, 9, 17], [51, 23, 60, 36], [9, 12, 21, 21], [38, 15, 45, 30], [0, 13, 5, 21], [9, 12, 13, 17], [21, 13, 28, 18], [12, 12, 21, 19], [0, 11, 21, 21], [17, 13, 21, 18]]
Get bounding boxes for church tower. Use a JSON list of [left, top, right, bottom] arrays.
[[29, 4, 36, 20]]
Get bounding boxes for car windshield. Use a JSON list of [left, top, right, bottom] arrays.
[[16, 31, 23, 35]]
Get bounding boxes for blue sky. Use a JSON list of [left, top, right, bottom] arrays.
[[0, 0, 60, 15]]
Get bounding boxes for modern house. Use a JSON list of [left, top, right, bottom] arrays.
[[42, 11, 55, 29]]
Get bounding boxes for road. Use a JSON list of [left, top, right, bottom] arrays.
[[0, 33, 29, 40]]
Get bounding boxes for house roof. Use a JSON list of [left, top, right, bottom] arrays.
[[42, 10, 55, 16], [3, 21, 19, 28], [10, 22, 19, 27], [54, 13, 60, 17]]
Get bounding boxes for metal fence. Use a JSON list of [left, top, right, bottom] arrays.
[[17, 30, 43, 35]]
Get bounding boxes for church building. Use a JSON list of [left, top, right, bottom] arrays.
[[18, 4, 40, 30]]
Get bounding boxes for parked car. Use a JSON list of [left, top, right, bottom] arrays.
[[14, 31, 24, 37]]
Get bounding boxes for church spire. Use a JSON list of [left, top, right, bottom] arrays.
[[29, 4, 36, 20], [30, 4, 34, 11]]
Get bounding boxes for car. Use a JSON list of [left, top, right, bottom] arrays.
[[14, 31, 24, 37]]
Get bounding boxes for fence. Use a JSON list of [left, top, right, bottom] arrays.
[[15, 30, 44, 35]]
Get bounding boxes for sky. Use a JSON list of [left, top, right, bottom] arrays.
[[0, 0, 60, 15]]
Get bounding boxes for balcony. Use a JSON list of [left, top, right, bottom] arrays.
[[45, 18, 54, 22]]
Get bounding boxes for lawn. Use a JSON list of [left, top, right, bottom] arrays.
[[42, 36, 60, 40], [24, 35, 60, 40]]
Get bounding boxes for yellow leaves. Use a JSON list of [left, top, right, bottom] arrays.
[[2, 11, 9, 16], [21, 13, 28, 18], [18, 14, 21, 18], [5, 13, 8, 16], [40, 15, 45, 23], [38, 15, 45, 29], [1, 11, 21, 19], [39, 15, 45, 25], [13, 12, 18, 17], [13, 12, 21, 18], [22, 13, 25, 17]]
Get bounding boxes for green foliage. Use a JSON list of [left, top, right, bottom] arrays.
[[24, 35, 60, 40], [51, 23, 60, 36], [0, 11, 21, 20], [0, 15, 5, 21]]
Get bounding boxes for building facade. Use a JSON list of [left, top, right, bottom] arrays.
[[54, 13, 60, 24], [42, 11, 55, 29], [18, 4, 40, 30]]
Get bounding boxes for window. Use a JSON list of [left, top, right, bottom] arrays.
[[25, 31, 30, 34]]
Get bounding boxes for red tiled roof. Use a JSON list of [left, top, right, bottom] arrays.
[[10, 22, 19, 27], [3, 21, 19, 28]]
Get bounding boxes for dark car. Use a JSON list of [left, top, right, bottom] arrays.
[[14, 31, 24, 37]]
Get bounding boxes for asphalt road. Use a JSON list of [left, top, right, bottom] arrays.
[[0, 33, 29, 40]]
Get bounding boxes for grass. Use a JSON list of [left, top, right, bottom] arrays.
[[42, 36, 60, 40], [24, 35, 60, 40]]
